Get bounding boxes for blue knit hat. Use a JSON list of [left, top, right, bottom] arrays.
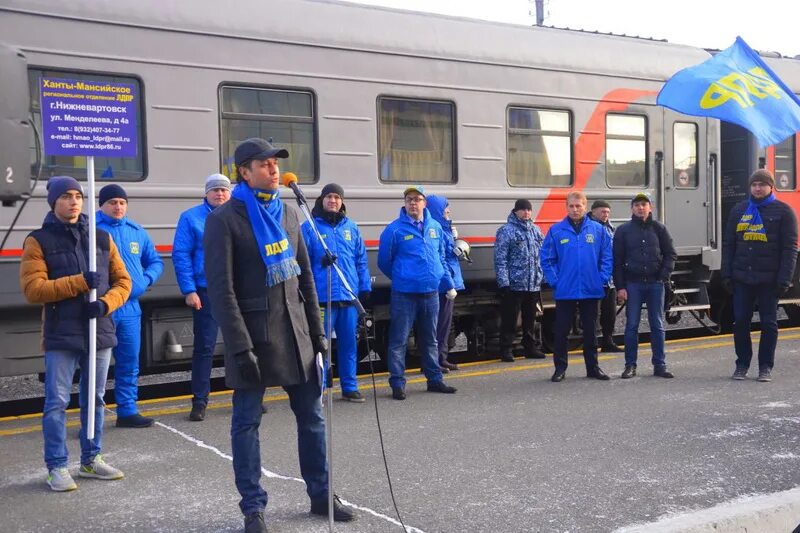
[[46, 176, 83, 209], [99, 184, 128, 206]]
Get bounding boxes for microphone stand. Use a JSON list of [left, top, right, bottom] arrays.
[[290, 191, 365, 532]]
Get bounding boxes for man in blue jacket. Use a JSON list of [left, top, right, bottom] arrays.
[[494, 199, 546, 363], [96, 184, 164, 427], [378, 186, 457, 400], [427, 195, 466, 372], [173, 173, 231, 421], [302, 183, 371, 402], [614, 192, 677, 379], [541, 191, 613, 382]]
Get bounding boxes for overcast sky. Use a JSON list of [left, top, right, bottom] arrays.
[[348, 0, 800, 58]]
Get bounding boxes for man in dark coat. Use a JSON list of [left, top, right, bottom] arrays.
[[721, 169, 798, 382], [204, 138, 355, 533]]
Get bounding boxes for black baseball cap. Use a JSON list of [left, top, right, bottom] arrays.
[[234, 138, 289, 166]]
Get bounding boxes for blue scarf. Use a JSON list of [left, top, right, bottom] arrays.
[[232, 181, 301, 287], [737, 192, 776, 242]]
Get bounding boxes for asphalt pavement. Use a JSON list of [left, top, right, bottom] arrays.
[[1, 329, 799, 532]]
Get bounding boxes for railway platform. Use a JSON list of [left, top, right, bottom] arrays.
[[1, 329, 800, 532]]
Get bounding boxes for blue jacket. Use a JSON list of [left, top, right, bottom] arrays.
[[378, 207, 454, 294], [173, 200, 214, 295], [541, 216, 612, 300], [96, 211, 164, 317], [301, 210, 371, 303], [494, 211, 544, 292], [426, 195, 465, 293]]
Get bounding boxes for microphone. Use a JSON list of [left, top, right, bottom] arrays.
[[281, 172, 307, 204]]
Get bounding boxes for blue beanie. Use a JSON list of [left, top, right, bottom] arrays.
[[46, 176, 83, 209], [99, 184, 128, 206]]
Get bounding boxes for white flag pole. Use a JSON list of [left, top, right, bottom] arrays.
[[86, 156, 97, 440]]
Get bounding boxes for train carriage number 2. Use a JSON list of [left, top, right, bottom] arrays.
[[5, 166, 12, 184]]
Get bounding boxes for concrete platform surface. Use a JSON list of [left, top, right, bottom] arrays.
[[1, 329, 800, 532]]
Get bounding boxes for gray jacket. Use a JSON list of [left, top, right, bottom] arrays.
[[204, 198, 324, 389]]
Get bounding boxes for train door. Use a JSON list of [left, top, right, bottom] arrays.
[[662, 111, 710, 248]]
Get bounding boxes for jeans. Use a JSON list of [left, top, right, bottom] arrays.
[[500, 290, 541, 356], [321, 304, 359, 393], [623, 282, 666, 367], [436, 293, 455, 363], [387, 291, 443, 390], [43, 347, 112, 469], [553, 299, 599, 372], [112, 314, 142, 417], [733, 282, 779, 370], [191, 287, 219, 407], [231, 377, 327, 516]]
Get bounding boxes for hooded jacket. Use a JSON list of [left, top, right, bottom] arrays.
[[378, 206, 454, 294], [172, 200, 214, 295], [96, 211, 164, 317], [426, 195, 465, 293], [494, 211, 544, 292]]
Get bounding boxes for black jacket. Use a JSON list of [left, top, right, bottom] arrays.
[[721, 197, 798, 287], [613, 214, 676, 288]]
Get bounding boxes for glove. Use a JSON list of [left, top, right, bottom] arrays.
[[358, 291, 371, 306], [86, 300, 107, 319], [776, 284, 790, 297], [234, 350, 261, 384], [445, 288, 458, 301], [83, 271, 98, 290], [321, 253, 337, 268], [312, 335, 328, 355], [721, 278, 734, 295]]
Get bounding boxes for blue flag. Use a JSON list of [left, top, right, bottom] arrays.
[[657, 37, 800, 147]]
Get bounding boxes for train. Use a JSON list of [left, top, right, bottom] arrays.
[[0, 0, 798, 377]]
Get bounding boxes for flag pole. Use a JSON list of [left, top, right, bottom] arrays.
[[86, 155, 97, 440]]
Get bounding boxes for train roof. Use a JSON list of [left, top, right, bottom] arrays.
[[0, 0, 711, 82], [765, 57, 800, 93]]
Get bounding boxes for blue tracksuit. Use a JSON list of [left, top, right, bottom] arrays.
[[96, 211, 164, 417], [541, 216, 612, 300], [302, 209, 371, 393], [172, 200, 214, 295], [426, 195, 465, 293]]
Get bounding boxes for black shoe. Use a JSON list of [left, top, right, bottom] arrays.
[[244, 511, 267, 533], [551, 370, 565, 382], [621, 365, 637, 379], [441, 360, 459, 371], [439, 365, 450, 374], [524, 347, 547, 359], [391, 387, 406, 400], [310, 494, 356, 522], [601, 337, 623, 353], [587, 367, 610, 380], [261, 403, 268, 414], [427, 381, 457, 393], [654, 366, 674, 379], [115, 413, 154, 428], [500, 351, 515, 363], [189, 404, 206, 421], [342, 390, 366, 403]]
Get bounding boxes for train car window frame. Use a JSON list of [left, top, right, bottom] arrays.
[[376, 96, 457, 184], [605, 113, 648, 188], [218, 84, 319, 184], [673, 122, 699, 189], [774, 134, 796, 191], [28, 67, 148, 182], [506, 106, 573, 188]]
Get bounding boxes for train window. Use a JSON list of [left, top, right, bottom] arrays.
[[605, 114, 647, 187], [378, 97, 455, 183], [774, 135, 796, 190], [220, 86, 316, 183], [507, 107, 572, 187], [28, 69, 146, 181], [673, 122, 698, 188]]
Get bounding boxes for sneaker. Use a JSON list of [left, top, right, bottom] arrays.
[[732, 367, 748, 380], [47, 467, 77, 492], [78, 455, 124, 480], [189, 404, 206, 421], [757, 368, 772, 382], [621, 365, 637, 379], [342, 390, 366, 403], [426, 381, 457, 393], [115, 413, 154, 428], [653, 366, 674, 379], [244, 511, 267, 533], [310, 494, 356, 522]]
